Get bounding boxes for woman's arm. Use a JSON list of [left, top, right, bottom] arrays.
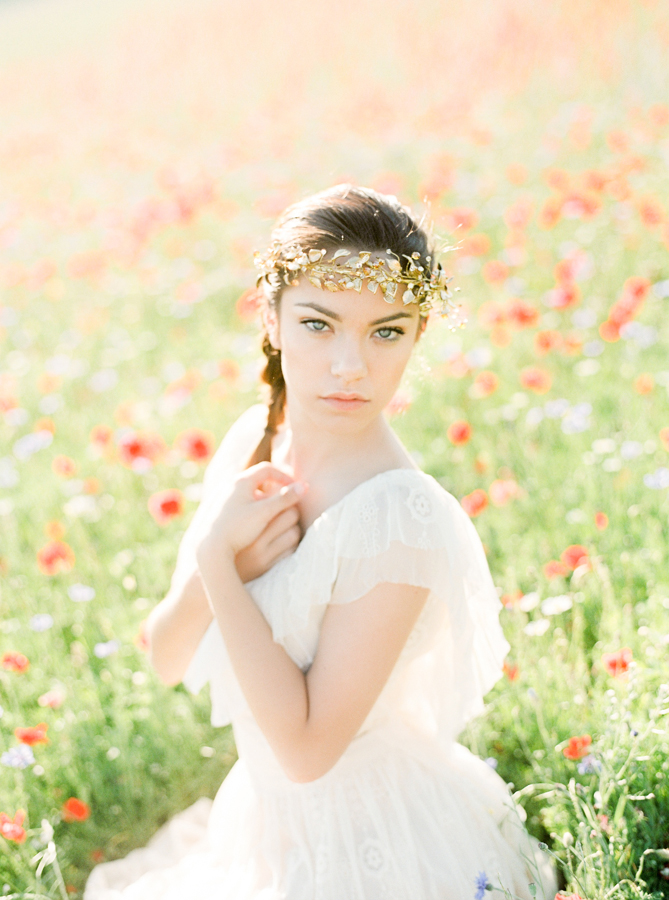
[[147, 501, 302, 686], [146, 567, 213, 687], [197, 538, 428, 784]]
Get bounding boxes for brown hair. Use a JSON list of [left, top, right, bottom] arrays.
[[245, 184, 433, 468]]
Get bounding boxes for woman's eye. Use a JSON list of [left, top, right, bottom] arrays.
[[302, 319, 329, 333], [375, 327, 404, 341]]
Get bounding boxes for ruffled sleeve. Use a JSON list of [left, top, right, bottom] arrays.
[[175, 404, 268, 712], [327, 471, 511, 744]]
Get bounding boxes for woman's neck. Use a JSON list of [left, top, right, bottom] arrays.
[[271, 403, 416, 530], [275, 406, 391, 478]]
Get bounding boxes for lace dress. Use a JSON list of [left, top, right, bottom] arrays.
[[84, 404, 558, 900]]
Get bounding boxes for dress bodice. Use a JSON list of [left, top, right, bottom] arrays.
[[174, 406, 510, 790]]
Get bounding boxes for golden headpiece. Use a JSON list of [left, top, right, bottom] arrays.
[[253, 244, 467, 330]]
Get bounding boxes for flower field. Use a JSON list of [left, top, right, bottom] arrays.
[[0, 0, 668, 896]]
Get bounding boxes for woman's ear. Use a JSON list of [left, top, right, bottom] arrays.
[[262, 305, 281, 351]]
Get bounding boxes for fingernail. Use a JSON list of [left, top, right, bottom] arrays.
[[293, 481, 307, 496]]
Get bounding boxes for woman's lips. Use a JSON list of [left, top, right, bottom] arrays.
[[320, 394, 370, 411]]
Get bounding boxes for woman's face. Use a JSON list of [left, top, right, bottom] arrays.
[[265, 274, 425, 433]]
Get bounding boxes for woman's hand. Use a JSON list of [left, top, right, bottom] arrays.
[[235, 504, 302, 582], [195, 462, 306, 571]]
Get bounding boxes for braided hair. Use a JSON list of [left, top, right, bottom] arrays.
[[245, 184, 433, 468]]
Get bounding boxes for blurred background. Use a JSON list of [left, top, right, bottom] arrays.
[[1, 0, 669, 897]]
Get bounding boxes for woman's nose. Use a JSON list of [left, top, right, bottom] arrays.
[[330, 337, 367, 382]]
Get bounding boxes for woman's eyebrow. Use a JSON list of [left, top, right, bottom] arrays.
[[295, 302, 414, 326]]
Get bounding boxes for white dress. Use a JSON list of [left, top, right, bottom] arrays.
[[84, 404, 559, 900]]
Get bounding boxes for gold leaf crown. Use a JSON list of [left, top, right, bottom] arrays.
[[253, 243, 467, 330]]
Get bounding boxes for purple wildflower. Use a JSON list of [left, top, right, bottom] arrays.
[[577, 754, 602, 775], [475, 871, 490, 900]]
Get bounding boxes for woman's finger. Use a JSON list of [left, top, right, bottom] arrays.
[[270, 545, 298, 566], [266, 523, 301, 558], [259, 506, 301, 546], [259, 482, 306, 516], [243, 462, 296, 491]]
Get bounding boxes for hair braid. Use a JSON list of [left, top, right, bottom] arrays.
[[245, 334, 286, 468]]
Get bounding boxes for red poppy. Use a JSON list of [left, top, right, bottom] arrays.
[[543, 168, 570, 192], [165, 370, 202, 398], [561, 191, 601, 220], [636, 195, 665, 228], [660, 427, 669, 451], [90, 424, 114, 447], [583, 169, 609, 193], [560, 544, 590, 571], [599, 320, 620, 343], [52, 455, 77, 477], [482, 260, 509, 285], [534, 331, 563, 355], [607, 277, 650, 330], [560, 332, 583, 356], [461, 489, 488, 517], [445, 207, 478, 232], [634, 374, 654, 395], [504, 199, 533, 231], [506, 298, 539, 329], [62, 798, 91, 823], [173, 428, 215, 462], [236, 287, 263, 322], [471, 371, 499, 398], [548, 282, 581, 310], [554, 258, 577, 284], [148, 489, 185, 526], [14, 723, 49, 746], [447, 420, 472, 446], [117, 431, 167, 468], [218, 359, 240, 381], [45, 521, 65, 541], [594, 512, 609, 530], [538, 197, 563, 229], [607, 129, 629, 153], [457, 233, 491, 257], [501, 590, 522, 609], [1, 651, 29, 674], [385, 391, 413, 417], [489, 479, 519, 507], [490, 324, 512, 348], [0, 809, 27, 844], [563, 734, 592, 760], [503, 660, 519, 681], [519, 367, 552, 394], [544, 560, 569, 579], [505, 164, 527, 185], [602, 647, 633, 677], [477, 301, 507, 328], [36, 540, 75, 576]]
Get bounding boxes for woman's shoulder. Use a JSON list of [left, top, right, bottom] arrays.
[[332, 467, 464, 555], [354, 467, 460, 515]]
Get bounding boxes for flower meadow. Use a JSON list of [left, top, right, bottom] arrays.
[[1, 0, 668, 896]]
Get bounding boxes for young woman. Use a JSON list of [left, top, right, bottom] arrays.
[[84, 185, 558, 900]]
